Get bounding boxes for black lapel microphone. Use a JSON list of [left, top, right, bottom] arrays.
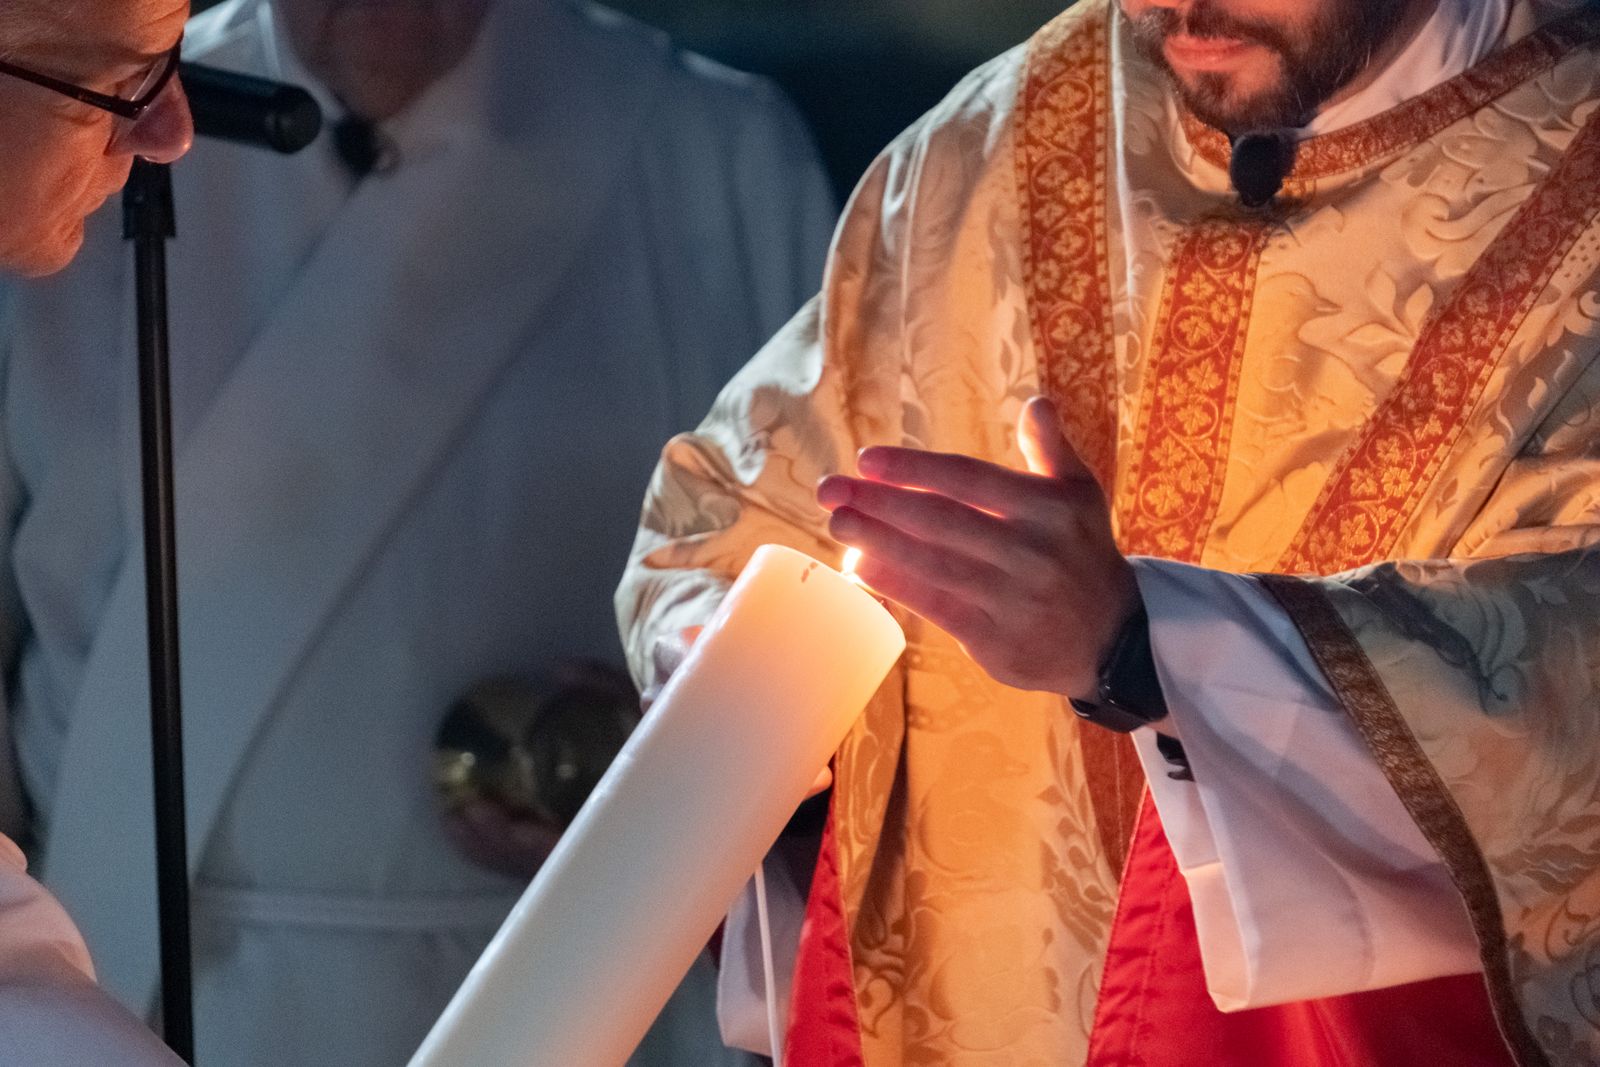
[[1228, 130, 1295, 209], [332, 115, 398, 180]]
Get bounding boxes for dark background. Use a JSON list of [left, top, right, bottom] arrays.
[[193, 0, 1067, 198], [602, 0, 1064, 194]]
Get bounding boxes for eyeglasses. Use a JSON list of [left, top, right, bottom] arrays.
[[0, 37, 182, 121]]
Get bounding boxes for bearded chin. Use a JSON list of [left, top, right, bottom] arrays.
[[1130, 0, 1408, 136], [1179, 68, 1307, 134]]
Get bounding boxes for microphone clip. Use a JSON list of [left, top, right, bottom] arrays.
[[1228, 130, 1295, 210]]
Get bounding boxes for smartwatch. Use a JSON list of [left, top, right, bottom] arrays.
[[1068, 602, 1168, 732], [1068, 602, 1192, 781]]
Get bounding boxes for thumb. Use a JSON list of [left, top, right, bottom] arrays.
[[1018, 396, 1092, 480]]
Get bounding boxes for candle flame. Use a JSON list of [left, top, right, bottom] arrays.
[[840, 548, 892, 608], [841, 548, 865, 585]]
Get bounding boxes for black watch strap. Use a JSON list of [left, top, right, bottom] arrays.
[[1068, 603, 1193, 780], [1068, 602, 1168, 732], [1156, 733, 1194, 782]]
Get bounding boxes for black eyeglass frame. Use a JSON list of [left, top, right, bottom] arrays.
[[0, 38, 182, 121]]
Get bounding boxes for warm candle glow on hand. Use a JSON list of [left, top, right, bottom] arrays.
[[818, 396, 1138, 701]]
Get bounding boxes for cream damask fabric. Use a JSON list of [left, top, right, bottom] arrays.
[[618, 49, 1120, 1060], [1271, 543, 1600, 1067], [616, 1, 1600, 1063]]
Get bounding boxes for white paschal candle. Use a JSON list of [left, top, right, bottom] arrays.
[[407, 544, 904, 1067]]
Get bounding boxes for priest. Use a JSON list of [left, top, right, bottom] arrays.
[[618, 0, 1600, 1064], [0, 0, 191, 1061]]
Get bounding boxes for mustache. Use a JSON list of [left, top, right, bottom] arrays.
[[1129, 5, 1295, 56]]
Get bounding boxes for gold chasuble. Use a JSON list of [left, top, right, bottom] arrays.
[[617, 1, 1600, 1064]]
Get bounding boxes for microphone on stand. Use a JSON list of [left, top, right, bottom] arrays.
[[126, 62, 323, 1064], [180, 62, 324, 154]]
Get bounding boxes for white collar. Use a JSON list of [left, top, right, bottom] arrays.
[[382, 19, 494, 163], [261, 0, 495, 164], [1304, 0, 1512, 135]]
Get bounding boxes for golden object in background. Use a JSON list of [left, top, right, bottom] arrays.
[[434, 664, 642, 828]]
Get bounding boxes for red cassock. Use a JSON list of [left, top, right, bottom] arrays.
[[784, 796, 1513, 1067]]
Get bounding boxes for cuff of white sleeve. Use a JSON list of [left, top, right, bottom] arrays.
[[1127, 558, 1482, 1011]]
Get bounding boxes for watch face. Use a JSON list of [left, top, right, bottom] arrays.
[[1096, 605, 1167, 728]]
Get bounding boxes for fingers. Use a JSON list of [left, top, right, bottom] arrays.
[[828, 505, 1000, 595], [818, 475, 1009, 559], [842, 522, 998, 638], [854, 444, 1056, 516], [1018, 396, 1093, 481], [843, 397, 1095, 517], [818, 396, 1109, 663]]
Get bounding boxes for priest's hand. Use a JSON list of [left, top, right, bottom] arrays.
[[818, 395, 1137, 701]]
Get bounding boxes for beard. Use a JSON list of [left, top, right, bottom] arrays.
[[1127, 0, 1412, 134]]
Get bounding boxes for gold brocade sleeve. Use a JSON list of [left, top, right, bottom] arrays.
[[613, 45, 1035, 695], [612, 149, 904, 692], [611, 127, 929, 971]]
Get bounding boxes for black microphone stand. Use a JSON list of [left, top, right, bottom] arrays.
[[122, 159, 194, 1064], [120, 70, 322, 1065]]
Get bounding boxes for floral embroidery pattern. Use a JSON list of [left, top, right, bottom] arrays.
[[1018, 0, 1118, 487], [1281, 106, 1600, 575], [1117, 216, 1275, 562], [1018, 0, 1152, 875]]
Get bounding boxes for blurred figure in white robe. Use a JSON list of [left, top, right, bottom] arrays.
[[0, 0, 835, 1064]]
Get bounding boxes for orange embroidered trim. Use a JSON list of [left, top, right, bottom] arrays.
[[1018, 0, 1118, 487], [1259, 575, 1549, 1067], [1182, 10, 1600, 182], [1280, 106, 1600, 575], [1018, 0, 1148, 872], [1116, 216, 1273, 561]]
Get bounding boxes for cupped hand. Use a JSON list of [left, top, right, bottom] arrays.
[[818, 395, 1137, 700]]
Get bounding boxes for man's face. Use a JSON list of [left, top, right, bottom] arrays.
[[279, 0, 491, 123], [1120, 0, 1417, 134], [0, 0, 192, 277]]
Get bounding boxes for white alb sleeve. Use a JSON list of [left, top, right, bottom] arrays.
[[717, 861, 806, 1056], [1127, 558, 1483, 1012], [0, 835, 184, 1064]]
